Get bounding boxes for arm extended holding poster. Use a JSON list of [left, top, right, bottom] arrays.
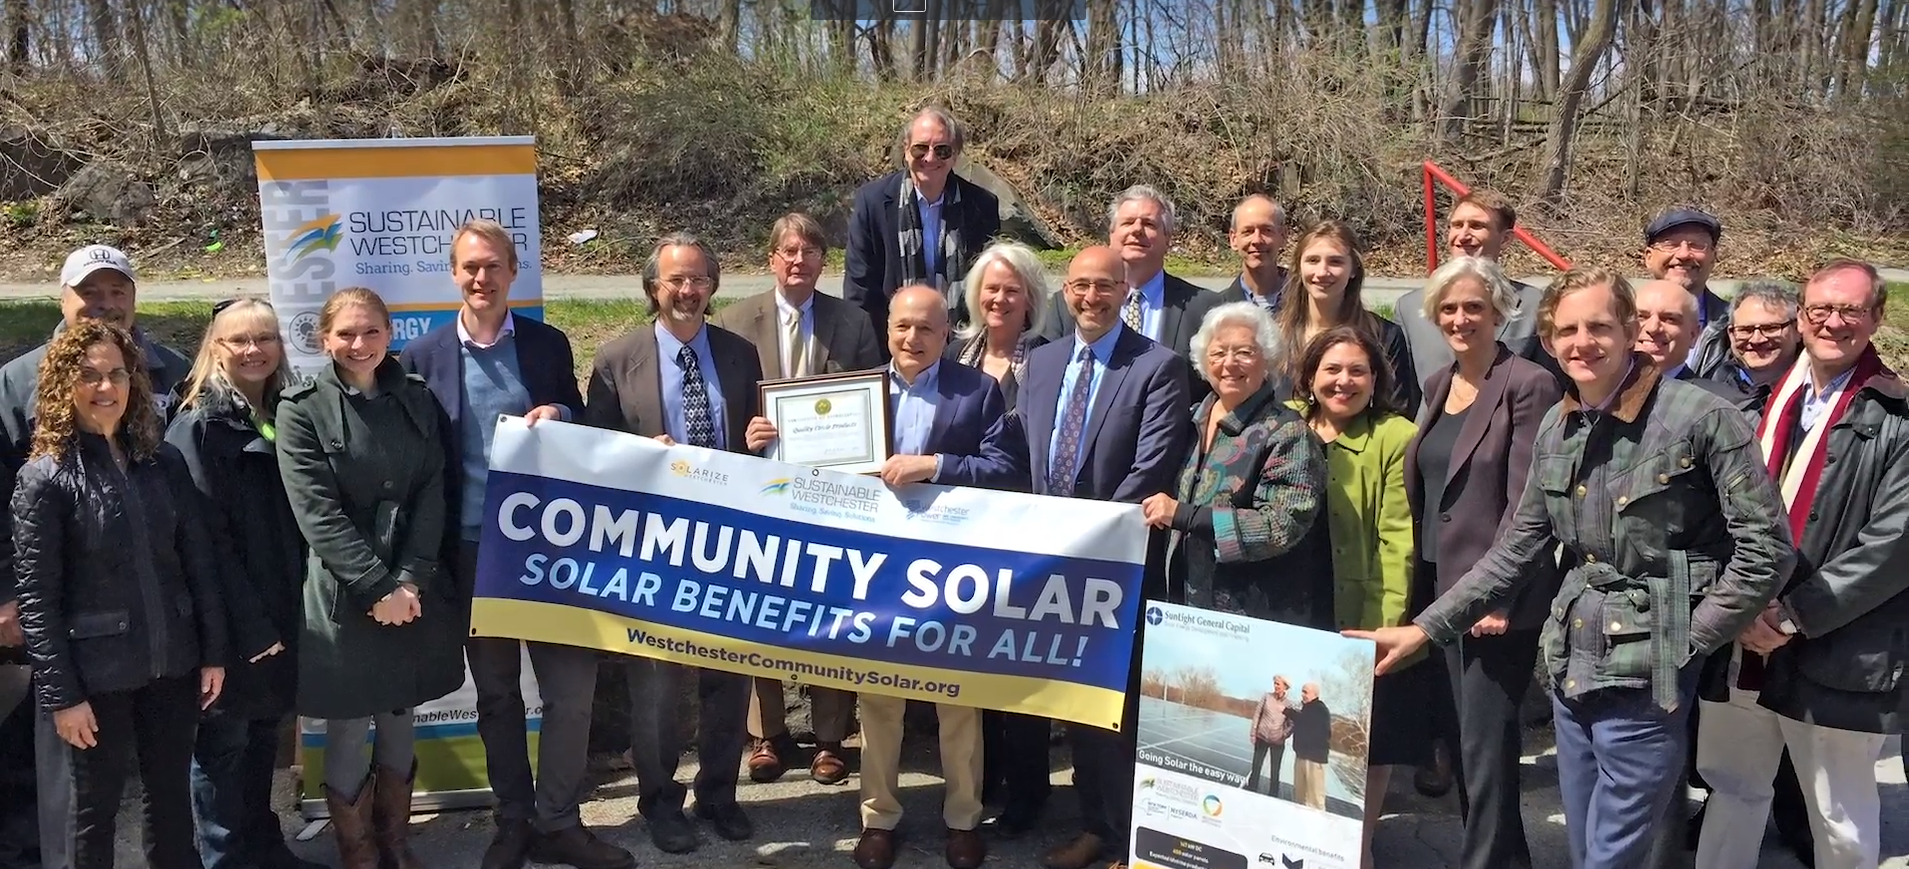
[[753, 369, 894, 475]]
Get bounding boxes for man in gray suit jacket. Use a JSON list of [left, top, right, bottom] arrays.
[[711, 214, 880, 786], [1018, 246, 1192, 869], [580, 233, 762, 855], [1395, 191, 1555, 384]]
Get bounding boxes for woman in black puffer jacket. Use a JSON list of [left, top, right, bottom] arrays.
[[165, 298, 323, 869], [12, 320, 228, 869]]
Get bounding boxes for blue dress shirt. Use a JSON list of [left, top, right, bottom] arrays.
[[654, 321, 727, 449], [1047, 323, 1125, 480], [1133, 271, 1166, 341]]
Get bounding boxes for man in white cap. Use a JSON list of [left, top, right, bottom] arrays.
[[0, 243, 190, 869]]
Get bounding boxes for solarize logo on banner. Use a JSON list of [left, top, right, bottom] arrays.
[[252, 136, 544, 375]]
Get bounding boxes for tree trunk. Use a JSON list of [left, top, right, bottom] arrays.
[[1540, 0, 1618, 202], [126, 0, 166, 148], [1534, 0, 1561, 101], [1439, 0, 1499, 142], [4, 0, 28, 72], [1086, 0, 1119, 93], [87, 0, 120, 70]]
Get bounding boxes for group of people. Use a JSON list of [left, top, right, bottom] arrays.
[[0, 103, 1898, 869], [1244, 676, 1332, 810]]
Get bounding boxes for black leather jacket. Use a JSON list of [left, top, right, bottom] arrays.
[[12, 434, 227, 711]]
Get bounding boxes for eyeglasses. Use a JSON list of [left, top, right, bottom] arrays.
[[218, 333, 282, 349], [1728, 320, 1795, 339], [1649, 239, 1713, 255], [661, 276, 715, 291], [774, 245, 823, 262], [1802, 303, 1875, 325], [1065, 279, 1123, 296], [908, 143, 955, 161], [79, 368, 131, 386]]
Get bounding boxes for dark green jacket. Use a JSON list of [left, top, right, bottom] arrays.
[[276, 358, 459, 719], [1416, 358, 1796, 710]]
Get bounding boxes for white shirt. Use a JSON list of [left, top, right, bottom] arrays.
[[456, 311, 516, 350]]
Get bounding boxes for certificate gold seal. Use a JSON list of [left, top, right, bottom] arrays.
[[814, 398, 833, 415]]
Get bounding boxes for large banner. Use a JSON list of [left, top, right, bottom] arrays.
[[469, 417, 1148, 727], [252, 136, 543, 372], [1130, 602, 1375, 869], [297, 646, 545, 817]]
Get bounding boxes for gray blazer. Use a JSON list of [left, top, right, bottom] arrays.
[[581, 322, 762, 452], [711, 290, 883, 382]]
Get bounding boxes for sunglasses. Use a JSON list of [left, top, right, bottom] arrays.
[[212, 296, 258, 316], [909, 143, 955, 161]]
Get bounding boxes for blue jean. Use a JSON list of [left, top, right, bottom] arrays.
[[1550, 665, 1701, 869], [191, 711, 292, 869]]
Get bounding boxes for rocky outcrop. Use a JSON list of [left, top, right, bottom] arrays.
[[54, 161, 155, 225], [0, 125, 83, 200]]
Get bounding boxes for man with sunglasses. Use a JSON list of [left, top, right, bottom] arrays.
[[0, 243, 192, 869], [845, 107, 1002, 346], [1641, 207, 1734, 380], [1693, 259, 1909, 869]]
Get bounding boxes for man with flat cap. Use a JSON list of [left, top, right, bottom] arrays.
[[1642, 206, 1732, 380]]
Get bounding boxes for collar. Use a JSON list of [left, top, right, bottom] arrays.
[[1804, 362, 1859, 401], [1559, 354, 1655, 422], [1235, 268, 1284, 302], [1329, 410, 1379, 454], [653, 320, 708, 359], [1203, 382, 1281, 437], [1133, 269, 1166, 305], [773, 289, 816, 321], [456, 310, 516, 348], [1072, 322, 1126, 363], [890, 360, 941, 391], [1662, 361, 1688, 381]]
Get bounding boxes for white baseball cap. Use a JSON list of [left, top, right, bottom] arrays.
[[60, 244, 137, 288]]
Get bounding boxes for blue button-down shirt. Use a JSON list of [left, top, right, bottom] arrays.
[[918, 193, 944, 278], [1132, 271, 1165, 341], [1048, 323, 1125, 479], [654, 321, 726, 449], [889, 361, 940, 456], [1801, 366, 1856, 433]]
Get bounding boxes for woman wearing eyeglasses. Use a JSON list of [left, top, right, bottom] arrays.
[[165, 298, 324, 869], [13, 321, 228, 869]]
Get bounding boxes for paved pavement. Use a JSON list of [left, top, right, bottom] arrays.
[[110, 728, 1908, 868]]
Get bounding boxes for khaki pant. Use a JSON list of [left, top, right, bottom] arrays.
[[858, 694, 983, 831], [1293, 758, 1327, 810], [747, 679, 854, 743]]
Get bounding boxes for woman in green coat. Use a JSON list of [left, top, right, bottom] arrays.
[[276, 287, 455, 869], [1287, 325, 1426, 869]]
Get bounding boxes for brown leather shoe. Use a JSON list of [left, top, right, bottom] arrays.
[[322, 775, 378, 869], [810, 743, 849, 785], [853, 828, 898, 869], [1042, 832, 1106, 869], [747, 737, 787, 783], [945, 827, 986, 869]]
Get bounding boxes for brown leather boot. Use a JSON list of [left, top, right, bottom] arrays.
[[371, 761, 426, 869], [324, 774, 379, 869]]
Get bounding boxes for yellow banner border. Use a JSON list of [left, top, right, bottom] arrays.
[[255, 143, 537, 181], [471, 598, 1127, 730]]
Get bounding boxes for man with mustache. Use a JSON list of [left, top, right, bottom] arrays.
[[1396, 190, 1554, 383], [1215, 195, 1289, 314], [714, 212, 881, 788], [844, 108, 1002, 341], [0, 243, 192, 869], [1019, 246, 1191, 869], [581, 234, 763, 855], [1641, 207, 1733, 379], [1693, 260, 1909, 869]]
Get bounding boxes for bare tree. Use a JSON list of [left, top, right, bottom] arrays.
[[1540, 0, 1619, 201]]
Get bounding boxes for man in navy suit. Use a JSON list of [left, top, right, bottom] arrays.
[[1018, 247, 1192, 869], [399, 220, 632, 869], [750, 285, 1024, 869]]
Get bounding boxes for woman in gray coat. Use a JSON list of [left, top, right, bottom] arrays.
[[276, 287, 454, 869]]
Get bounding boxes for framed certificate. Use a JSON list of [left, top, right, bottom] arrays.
[[758, 369, 893, 475]]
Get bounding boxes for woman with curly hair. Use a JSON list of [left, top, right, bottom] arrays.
[[12, 320, 228, 869], [165, 298, 324, 869]]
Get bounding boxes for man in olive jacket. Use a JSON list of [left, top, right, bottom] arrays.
[[1693, 260, 1909, 869], [580, 233, 763, 855]]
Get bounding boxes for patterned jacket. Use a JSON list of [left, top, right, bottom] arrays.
[[1163, 384, 1335, 628], [1415, 356, 1796, 710]]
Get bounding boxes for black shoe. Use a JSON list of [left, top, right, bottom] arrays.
[[531, 824, 637, 869], [988, 802, 1042, 839], [483, 818, 536, 869], [693, 801, 754, 841], [258, 845, 330, 869], [644, 809, 701, 854]]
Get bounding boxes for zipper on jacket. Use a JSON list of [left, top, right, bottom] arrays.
[[110, 455, 171, 680]]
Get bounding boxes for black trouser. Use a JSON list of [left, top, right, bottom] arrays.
[[1444, 629, 1541, 869], [37, 674, 202, 869], [623, 659, 750, 817], [0, 665, 39, 869], [981, 710, 1051, 812], [1243, 740, 1286, 796]]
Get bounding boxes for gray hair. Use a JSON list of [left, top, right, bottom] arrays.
[[1421, 255, 1521, 323], [1107, 184, 1178, 236], [894, 107, 966, 168], [954, 241, 1050, 342], [1230, 195, 1288, 232], [641, 232, 720, 312], [1188, 301, 1278, 384], [1732, 279, 1801, 320]]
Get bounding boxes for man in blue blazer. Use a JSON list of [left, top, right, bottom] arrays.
[[399, 220, 632, 869], [1017, 247, 1192, 869]]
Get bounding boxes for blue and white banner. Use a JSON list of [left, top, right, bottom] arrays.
[[469, 417, 1149, 728]]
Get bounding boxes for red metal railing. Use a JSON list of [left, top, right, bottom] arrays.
[[1423, 160, 1574, 273]]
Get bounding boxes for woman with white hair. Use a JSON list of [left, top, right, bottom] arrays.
[[1403, 256, 1562, 869], [1141, 301, 1334, 627], [943, 241, 1050, 406]]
